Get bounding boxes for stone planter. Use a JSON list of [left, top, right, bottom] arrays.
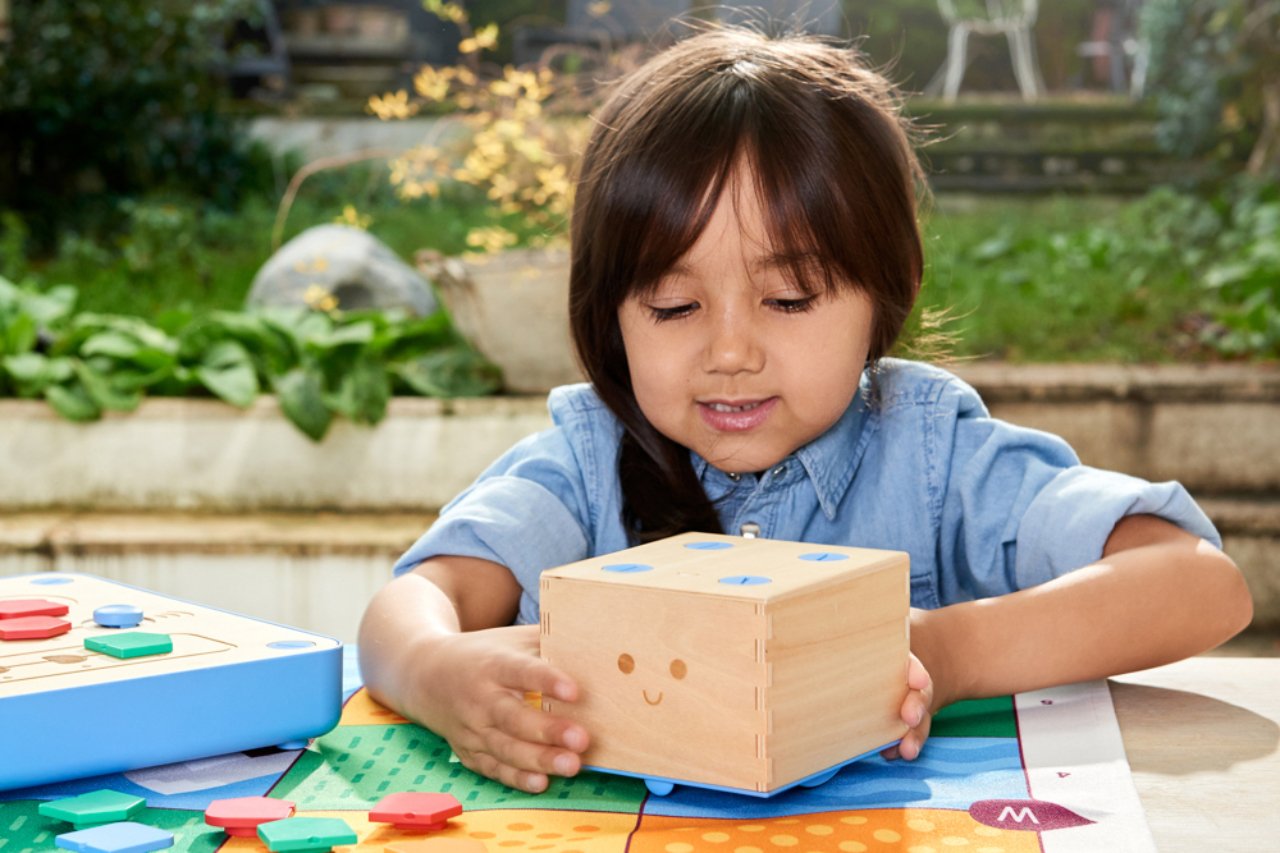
[[418, 246, 584, 393]]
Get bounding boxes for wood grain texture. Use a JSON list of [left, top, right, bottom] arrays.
[[541, 532, 910, 792]]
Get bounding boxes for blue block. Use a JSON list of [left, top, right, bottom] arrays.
[[55, 821, 174, 853]]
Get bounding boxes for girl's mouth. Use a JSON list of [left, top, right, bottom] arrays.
[[698, 397, 778, 432]]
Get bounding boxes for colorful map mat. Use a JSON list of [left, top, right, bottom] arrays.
[[0, 651, 1154, 852]]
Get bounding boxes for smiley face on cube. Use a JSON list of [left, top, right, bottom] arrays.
[[539, 533, 910, 796]]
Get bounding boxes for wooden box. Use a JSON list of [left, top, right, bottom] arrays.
[[539, 532, 909, 796]]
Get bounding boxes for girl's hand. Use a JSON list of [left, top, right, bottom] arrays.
[[882, 653, 934, 761], [413, 624, 590, 794]]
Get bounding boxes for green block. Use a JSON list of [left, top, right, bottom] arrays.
[[84, 631, 173, 659], [38, 788, 145, 828], [257, 816, 357, 852]]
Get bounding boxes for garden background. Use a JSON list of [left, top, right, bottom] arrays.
[[0, 0, 1277, 647]]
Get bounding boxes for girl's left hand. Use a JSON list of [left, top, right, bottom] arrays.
[[882, 653, 934, 761]]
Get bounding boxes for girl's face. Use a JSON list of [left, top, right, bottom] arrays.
[[618, 167, 873, 475]]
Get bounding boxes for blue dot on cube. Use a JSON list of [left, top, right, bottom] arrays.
[[685, 541, 734, 550], [800, 552, 849, 562], [719, 575, 772, 585], [603, 563, 653, 573]]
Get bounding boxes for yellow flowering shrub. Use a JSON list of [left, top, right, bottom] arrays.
[[370, 2, 594, 251]]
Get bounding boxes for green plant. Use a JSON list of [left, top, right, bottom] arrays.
[[1140, 0, 1280, 176], [0, 277, 500, 440], [1199, 178, 1280, 355], [0, 212, 29, 283], [921, 180, 1280, 360], [367, 0, 601, 251], [0, 0, 276, 252]]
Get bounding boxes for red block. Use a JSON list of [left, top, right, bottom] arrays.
[[369, 792, 464, 830], [0, 599, 69, 619], [0, 615, 72, 640], [204, 796, 295, 837]]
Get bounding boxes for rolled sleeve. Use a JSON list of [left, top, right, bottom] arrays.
[[935, 372, 1222, 603], [395, 477, 589, 624], [393, 423, 594, 625], [1014, 467, 1222, 589]]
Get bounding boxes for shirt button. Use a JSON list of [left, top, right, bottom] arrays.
[[771, 465, 786, 478], [727, 472, 741, 482]]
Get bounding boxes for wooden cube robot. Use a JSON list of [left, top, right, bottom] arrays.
[[539, 532, 909, 797]]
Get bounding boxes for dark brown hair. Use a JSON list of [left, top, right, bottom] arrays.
[[568, 27, 925, 543]]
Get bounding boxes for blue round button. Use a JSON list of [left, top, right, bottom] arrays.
[[94, 604, 144, 629], [718, 575, 772, 586], [800, 552, 849, 562]]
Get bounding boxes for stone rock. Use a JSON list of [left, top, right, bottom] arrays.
[[246, 224, 437, 316]]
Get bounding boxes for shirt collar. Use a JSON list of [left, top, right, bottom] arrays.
[[690, 373, 874, 520]]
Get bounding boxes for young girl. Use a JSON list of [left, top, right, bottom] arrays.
[[358, 27, 1253, 795]]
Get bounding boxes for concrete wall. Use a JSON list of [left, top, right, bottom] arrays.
[[3, 363, 1277, 640]]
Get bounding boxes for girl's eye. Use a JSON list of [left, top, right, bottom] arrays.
[[767, 296, 818, 314], [647, 302, 698, 322]]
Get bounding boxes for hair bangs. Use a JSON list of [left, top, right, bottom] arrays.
[[592, 74, 759, 304]]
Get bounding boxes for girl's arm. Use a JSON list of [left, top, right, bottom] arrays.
[[897, 514, 1253, 759], [357, 557, 590, 793]]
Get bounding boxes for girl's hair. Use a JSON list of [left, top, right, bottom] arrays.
[[568, 27, 925, 544]]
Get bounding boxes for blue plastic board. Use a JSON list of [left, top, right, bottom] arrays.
[[0, 573, 343, 792]]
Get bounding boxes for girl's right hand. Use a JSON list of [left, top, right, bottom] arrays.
[[414, 623, 590, 793]]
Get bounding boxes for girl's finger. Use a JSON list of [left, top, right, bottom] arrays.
[[480, 724, 582, 780], [496, 652, 579, 703], [906, 653, 931, 691], [461, 748, 550, 794], [491, 691, 589, 752]]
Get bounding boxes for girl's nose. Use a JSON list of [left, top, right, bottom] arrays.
[[705, 310, 764, 375]]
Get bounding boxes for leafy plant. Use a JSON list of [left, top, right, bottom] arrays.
[[365, 0, 610, 251], [0, 277, 500, 441], [1140, 0, 1280, 176], [922, 178, 1280, 360], [0, 0, 276, 252], [1199, 179, 1280, 354]]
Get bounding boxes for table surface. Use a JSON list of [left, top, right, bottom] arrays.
[[1110, 656, 1280, 851]]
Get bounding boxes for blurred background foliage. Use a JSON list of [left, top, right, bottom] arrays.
[[0, 0, 284, 254], [0, 0, 1276, 386]]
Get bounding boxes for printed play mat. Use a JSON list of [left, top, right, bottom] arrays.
[[0, 651, 1155, 852]]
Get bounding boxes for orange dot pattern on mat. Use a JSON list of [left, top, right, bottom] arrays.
[[629, 808, 1041, 853]]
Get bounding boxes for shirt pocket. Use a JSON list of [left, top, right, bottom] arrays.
[[909, 570, 941, 610]]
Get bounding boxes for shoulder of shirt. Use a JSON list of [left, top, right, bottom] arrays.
[[546, 383, 622, 434], [872, 358, 989, 418]]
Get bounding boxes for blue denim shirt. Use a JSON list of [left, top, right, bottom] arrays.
[[396, 359, 1221, 626]]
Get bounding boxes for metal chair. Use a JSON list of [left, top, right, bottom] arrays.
[[1075, 0, 1148, 98], [925, 0, 1045, 102]]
